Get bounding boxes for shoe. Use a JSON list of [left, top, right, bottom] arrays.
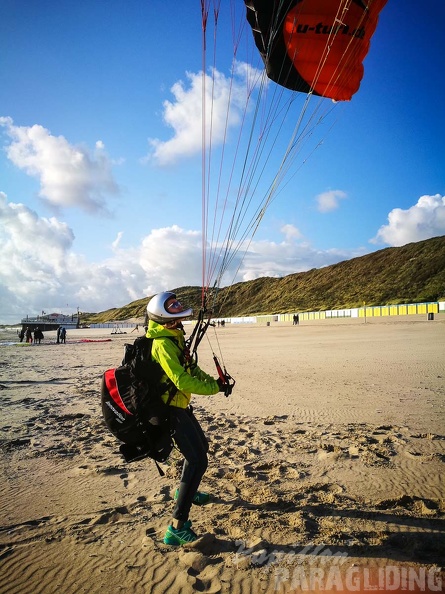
[[174, 489, 210, 506], [163, 519, 197, 546]]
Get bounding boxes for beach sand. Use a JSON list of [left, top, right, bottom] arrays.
[[0, 317, 444, 593]]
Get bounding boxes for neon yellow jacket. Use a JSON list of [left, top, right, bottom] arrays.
[[146, 320, 219, 408]]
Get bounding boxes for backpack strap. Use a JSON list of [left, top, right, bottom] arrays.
[[153, 335, 184, 406], [165, 383, 177, 406]]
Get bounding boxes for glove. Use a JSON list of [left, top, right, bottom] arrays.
[[217, 377, 233, 396], [216, 378, 226, 392]]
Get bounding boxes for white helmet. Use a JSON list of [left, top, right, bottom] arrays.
[[146, 291, 193, 324]]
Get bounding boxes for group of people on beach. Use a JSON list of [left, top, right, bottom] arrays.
[[17, 325, 66, 344], [56, 326, 67, 344], [18, 327, 44, 344]]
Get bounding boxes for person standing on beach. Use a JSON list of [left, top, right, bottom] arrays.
[[145, 291, 226, 546], [34, 328, 44, 344]]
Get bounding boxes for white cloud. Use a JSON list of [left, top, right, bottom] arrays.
[[234, 237, 358, 282], [0, 117, 119, 213], [0, 192, 75, 280], [0, 193, 359, 324], [146, 62, 262, 166], [281, 223, 303, 240], [0, 196, 206, 323], [112, 231, 124, 250], [139, 225, 202, 290], [0, 192, 79, 322], [315, 189, 347, 213], [372, 194, 445, 246], [5, 192, 441, 325]]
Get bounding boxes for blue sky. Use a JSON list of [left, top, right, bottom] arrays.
[[1, 0, 444, 324]]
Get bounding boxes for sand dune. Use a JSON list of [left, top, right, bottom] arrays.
[[0, 318, 444, 593]]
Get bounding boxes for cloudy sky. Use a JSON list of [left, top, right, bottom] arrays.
[[1, 1, 444, 325]]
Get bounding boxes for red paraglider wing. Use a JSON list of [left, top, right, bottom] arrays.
[[244, 0, 388, 101]]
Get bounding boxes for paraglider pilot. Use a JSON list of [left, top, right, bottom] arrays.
[[146, 291, 228, 546]]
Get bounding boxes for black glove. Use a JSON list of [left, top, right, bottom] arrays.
[[217, 377, 233, 396], [217, 378, 226, 392]]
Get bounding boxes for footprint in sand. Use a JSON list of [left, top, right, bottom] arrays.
[[120, 472, 129, 487]]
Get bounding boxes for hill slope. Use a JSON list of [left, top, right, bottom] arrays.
[[83, 236, 445, 323]]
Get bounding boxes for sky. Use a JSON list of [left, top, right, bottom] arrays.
[[1, 0, 444, 325]]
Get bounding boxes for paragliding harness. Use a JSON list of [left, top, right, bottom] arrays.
[[184, 302, 235, 397], [100, 335, 178, 476]]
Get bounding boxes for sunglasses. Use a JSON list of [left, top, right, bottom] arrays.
[[167, 300, 183, 310]]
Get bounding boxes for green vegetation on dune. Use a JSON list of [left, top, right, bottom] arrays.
[[82, 236, 445, 324]]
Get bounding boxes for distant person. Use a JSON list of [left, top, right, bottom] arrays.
[[18, 328, 25, 342], [25, 327, 33, 343], [34, 328, 44, 344], [56, 326, 61, 344], [60, 327, 66, 344]]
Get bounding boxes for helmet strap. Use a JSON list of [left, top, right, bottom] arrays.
[[164, 319, 183, 330]]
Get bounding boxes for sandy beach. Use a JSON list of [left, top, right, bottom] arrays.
[[0, 316, 444, 593]]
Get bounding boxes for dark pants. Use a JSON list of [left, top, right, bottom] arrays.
[[169, 406, 208, 523]]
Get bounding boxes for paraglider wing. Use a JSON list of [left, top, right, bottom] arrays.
[[244, 0, 388, 101]]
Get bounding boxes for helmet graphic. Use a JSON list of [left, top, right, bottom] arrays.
[[146, 291, 193, 324]]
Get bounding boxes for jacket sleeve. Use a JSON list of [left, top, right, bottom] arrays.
[[152, 338, 219, 396], [190, 364, 217, 383]]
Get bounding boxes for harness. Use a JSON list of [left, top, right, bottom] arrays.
[[184, 301, 235, 397]]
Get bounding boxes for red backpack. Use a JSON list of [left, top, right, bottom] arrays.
[[100, 336, 177, 474]]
